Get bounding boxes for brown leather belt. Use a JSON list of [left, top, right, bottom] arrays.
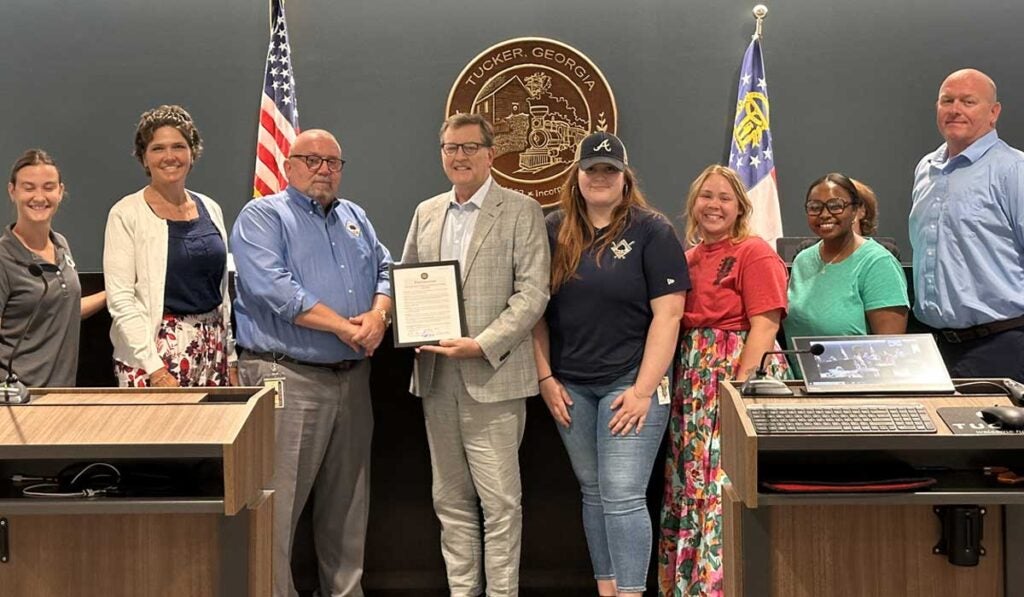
[[938, 315, 1024, 344], [239, 348, 358, 371]]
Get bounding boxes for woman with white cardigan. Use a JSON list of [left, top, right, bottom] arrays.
[[103, 105, 235, 387]]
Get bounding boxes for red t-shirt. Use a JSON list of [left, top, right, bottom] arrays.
[[682, 237, 788, 331]]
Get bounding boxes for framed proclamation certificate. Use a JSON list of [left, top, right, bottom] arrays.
[[390, 260, 469, 348]]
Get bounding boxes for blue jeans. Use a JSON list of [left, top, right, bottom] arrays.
[[558, 370, 669, 593]]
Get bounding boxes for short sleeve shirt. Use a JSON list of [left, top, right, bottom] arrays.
[[0, 226, 81, 387], [683, 236, 788, 331], [545, 208, 690, 385], [786, 238, 909, 341]]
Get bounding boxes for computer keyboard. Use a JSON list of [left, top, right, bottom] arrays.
[[747, 403, 938, 435]]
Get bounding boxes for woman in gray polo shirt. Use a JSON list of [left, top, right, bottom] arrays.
[[0, 149, 106, 387]]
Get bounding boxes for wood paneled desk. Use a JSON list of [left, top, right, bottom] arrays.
[[721, 381, 1024, 597], [0, 387, 275, 597]]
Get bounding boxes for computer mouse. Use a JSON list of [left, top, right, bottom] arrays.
[[979, 406, 1024, 430]]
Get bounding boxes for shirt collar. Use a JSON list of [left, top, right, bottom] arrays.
[[449, 176, 492, 211], [933, 129, 1000, 166], [2, 224, 70, 270], [286, 185, 339, 216]]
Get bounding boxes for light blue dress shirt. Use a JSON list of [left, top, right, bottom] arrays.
[[231, 186, 393, 362], [910, 130, 1024, 328], [440, 176, 490, 274]]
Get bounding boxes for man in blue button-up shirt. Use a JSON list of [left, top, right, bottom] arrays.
[[910, 69, 1024, 381], [232, 129, 393, 597]]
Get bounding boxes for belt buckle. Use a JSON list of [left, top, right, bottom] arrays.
[[941, 330, 962, 343]]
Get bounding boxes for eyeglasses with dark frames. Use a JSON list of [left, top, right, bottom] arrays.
[[290, 154, 345, 172], [440, 142, 489, 156], [805, 198, 858, 216]]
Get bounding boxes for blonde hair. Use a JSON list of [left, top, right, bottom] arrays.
[[683, 164, 752, 246]]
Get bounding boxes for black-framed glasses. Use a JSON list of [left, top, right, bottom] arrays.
[[805, 198, 857, 216], [440, 142, 489, 156], [290, 154, 345, 172]]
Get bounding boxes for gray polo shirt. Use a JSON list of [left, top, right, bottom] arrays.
[[0, 226, 81, 387]]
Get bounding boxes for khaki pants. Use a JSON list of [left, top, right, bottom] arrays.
[[423, 357, 527, 597]]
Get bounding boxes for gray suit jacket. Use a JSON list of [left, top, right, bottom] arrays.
[[401, 182, 550, 402]]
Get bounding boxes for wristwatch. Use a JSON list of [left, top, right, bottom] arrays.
[[374, 308, 391, 327]]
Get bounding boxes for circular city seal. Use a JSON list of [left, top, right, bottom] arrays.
[[447, 38, 618, 206]]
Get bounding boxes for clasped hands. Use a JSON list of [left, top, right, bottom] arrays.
[[340, 310, 388, 356]]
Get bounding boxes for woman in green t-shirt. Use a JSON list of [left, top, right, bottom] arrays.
[[786, 172, 909, 347]]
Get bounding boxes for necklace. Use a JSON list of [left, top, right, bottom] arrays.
[[817, 237, 855, 276]]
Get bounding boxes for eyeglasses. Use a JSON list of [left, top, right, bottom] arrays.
[[440, 142, 489, 156], [290, 154, 345, 172], [805, 198, 858, 216]]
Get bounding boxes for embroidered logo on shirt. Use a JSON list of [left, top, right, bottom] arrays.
[[64, 253, 76, 269], [610, 239, 634, 259], [667, 278, 675, 285], [714, 256, 736, 285], [345, 221, 361, 237]]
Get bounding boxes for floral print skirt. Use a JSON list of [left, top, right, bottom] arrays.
[[658, 327, 789, 596], [114, 309, 229, 387]]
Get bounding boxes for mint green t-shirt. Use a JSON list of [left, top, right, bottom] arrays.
[[786, 238, 909, 345]]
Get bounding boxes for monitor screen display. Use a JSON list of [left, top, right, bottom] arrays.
[[791, 334, 954, 394]]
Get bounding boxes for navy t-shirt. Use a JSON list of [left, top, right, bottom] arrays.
[[164, 195, 226, 315], [546, 207, 691, 385]]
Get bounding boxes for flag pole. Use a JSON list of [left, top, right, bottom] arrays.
[[752, 4, 767, 40]]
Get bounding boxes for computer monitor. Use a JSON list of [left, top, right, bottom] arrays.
[[791, 334, 954, 394]]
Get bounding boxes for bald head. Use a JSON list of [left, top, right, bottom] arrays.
[[292, 129, 342, 155], [941, 69, 998, 102], [285, 129, 344, 206], [936, 68, 1002, 157]]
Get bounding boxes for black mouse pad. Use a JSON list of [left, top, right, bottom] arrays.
[[936, 407, 1024, 435]]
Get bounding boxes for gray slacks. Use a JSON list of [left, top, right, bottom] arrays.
[[239, 355, 372, 597], [423, 357, 527, 597]]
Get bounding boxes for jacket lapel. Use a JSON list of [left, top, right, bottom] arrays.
[[420, 194, 451, 263], [462, 185, 503, 280]]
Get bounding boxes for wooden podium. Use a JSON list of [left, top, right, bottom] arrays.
[[721, 381, 1024, 597], [0, 386, 275, 597]]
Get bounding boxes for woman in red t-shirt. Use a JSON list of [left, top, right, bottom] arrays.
[[659, 165, 790, 596]]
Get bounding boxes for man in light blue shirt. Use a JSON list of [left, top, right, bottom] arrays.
[[910, 68, 1024, 381], [232, 129, 393, 597]]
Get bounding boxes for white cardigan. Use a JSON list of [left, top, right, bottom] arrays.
[[103, 188, 235, 374]]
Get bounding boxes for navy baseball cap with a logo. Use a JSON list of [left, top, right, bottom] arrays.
[[576, 131, 628, 170]]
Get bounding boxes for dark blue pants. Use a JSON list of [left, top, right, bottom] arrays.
[[935, 327, 1024, 382]]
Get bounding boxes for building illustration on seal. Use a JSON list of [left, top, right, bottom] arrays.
[[472, 72, 589, 174], [447, 38, 617, 205]]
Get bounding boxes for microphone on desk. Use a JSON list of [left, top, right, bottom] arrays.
[[740, 343, 825, 396], [2, 263, 56, 405]]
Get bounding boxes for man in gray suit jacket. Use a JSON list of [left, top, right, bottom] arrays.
[[401, 113, 550, 597]]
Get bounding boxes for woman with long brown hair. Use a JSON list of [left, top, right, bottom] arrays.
[[533, 132, 689, 596]]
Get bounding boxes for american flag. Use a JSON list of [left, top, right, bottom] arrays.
[[253, 0, 300, 197], [729, 36, 783, 249]]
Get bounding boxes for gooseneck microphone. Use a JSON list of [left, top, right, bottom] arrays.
[[2, 263, 53, 405], [740, 343, 825, 396]]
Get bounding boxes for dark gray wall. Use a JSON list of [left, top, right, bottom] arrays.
[[2, 0, 1022, 269]]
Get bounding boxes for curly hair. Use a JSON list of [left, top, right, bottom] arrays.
[[133, 105, 203, 174]]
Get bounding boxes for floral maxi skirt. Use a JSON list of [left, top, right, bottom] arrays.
[[114, 310, 229, 387], [658, 327, 789, 596]]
